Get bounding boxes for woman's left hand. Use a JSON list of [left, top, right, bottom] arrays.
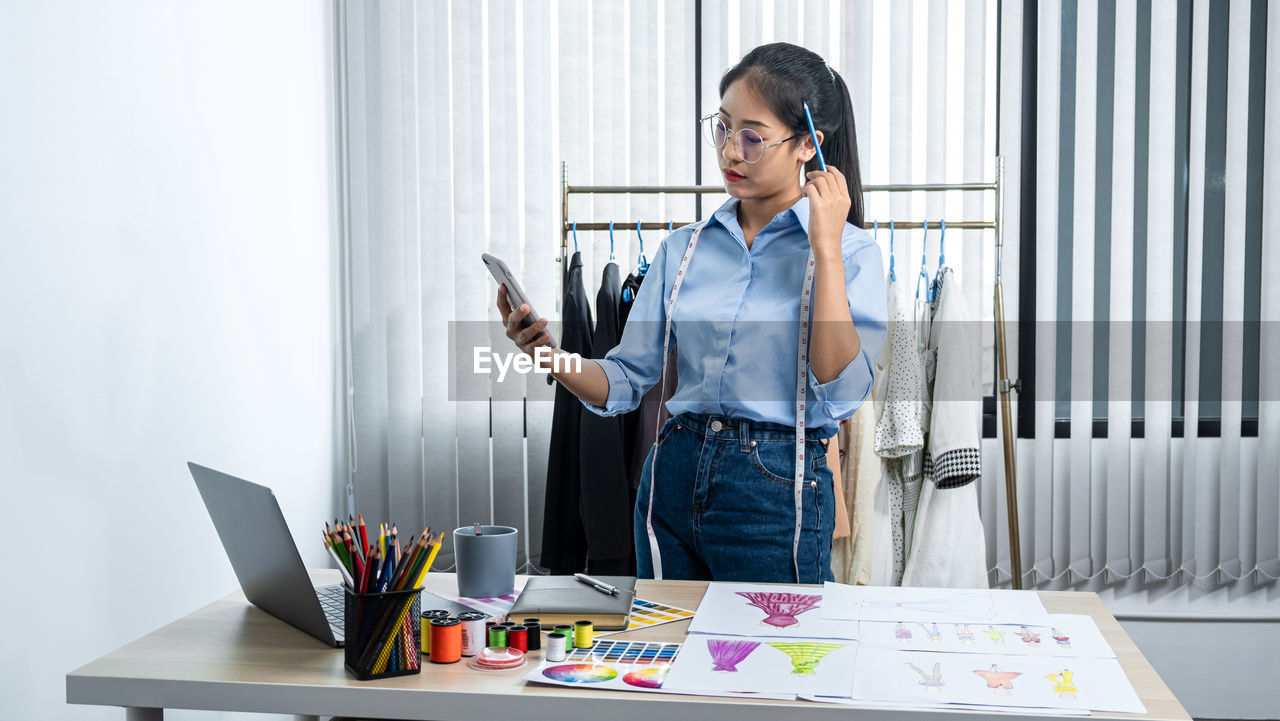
[[804, 166, 850, 258]]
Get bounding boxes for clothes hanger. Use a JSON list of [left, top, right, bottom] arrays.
[[609, 220, 615, 261], [932, 218, 946, 299], [636, 221, 649, 277], [883, 220, 898, 282], [572, 221, 579, 253], [915, 219, 932, 303]]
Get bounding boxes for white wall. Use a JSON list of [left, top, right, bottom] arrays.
[[0, 1, 338, 719]]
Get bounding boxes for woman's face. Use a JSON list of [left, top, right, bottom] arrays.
[[716, 78, 819, 200]]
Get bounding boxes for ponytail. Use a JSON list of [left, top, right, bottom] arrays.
[[719, 42, 866, 228]]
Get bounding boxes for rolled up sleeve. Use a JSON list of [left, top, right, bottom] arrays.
[[806, 240, 888, 421], [580, 236, 677, 417]]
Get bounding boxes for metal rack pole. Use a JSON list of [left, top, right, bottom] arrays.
[[992, 155, 1023, 589]]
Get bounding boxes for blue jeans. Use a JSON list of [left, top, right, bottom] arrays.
[[633, 412, 836, 583]]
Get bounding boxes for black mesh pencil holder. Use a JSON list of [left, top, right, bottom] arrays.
[[343, 586, 423, 680]]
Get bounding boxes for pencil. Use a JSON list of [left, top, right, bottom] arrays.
[[342, 528, 357, 571], [414, 532, 443, 588], [391, 535, 426, 590], [358, 514, 369, 557], [332, 527, 351, 571], [324, 539, 355, 587]]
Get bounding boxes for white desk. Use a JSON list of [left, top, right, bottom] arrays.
[[66, 571, 1190, 721]]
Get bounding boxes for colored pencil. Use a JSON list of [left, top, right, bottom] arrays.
[[324, 538, 355, 587], [357, 514, 369, 557]]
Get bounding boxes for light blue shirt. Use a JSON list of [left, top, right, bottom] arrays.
[[580, 195, 888, 436]]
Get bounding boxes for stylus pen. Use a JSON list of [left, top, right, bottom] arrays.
[[802, 100, 826, 171]]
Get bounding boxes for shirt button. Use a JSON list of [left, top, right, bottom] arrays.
[[711, 420, 723, 431], [810, 481, 818, 489]]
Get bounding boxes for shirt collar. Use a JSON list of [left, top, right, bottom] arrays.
[[707, 195, 812, 241]]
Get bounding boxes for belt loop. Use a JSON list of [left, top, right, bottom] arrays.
[[738, 418, 752, 451]]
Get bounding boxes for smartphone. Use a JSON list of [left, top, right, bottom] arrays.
[[482, 252, 557, 349]]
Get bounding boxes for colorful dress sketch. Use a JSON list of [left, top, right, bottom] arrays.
[[973, 664, 1022, 695], [919, 623, 943, 643], [1052, 628, 1071, 647], [907, 662, 945, 692], [766, 642, 845, 675], [707, 639, 760, 672], [955, 624, 975, 645], [894, 622, 912, 642], [1017, 626, 1041, 646], [985, 626, 1006, 645], [1047, 670, 1077, 698], [735, 591, 822, 628]]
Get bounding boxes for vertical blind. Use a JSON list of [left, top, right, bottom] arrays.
[[997, 0, 1279, 587], [338, 0, 698, 569]]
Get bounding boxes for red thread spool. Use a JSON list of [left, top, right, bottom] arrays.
[[429, 618, 462, 664], [507, 625, 528, 653]]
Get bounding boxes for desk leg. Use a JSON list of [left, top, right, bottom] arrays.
[[124, 708, 162, 721]]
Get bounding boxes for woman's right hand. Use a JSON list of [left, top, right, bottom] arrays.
[[496, 286, 554, 359]]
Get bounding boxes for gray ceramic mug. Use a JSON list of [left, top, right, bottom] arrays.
[[453, 525, 518, 598]]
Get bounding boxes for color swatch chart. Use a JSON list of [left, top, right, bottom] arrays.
[[568, 640, 681, 665], [620, 600, 696, 632]]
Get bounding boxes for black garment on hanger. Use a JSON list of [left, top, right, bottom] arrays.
[[577, 262, 635, 575], [619, 267, 677, 494], [539, 251, 593, 573]]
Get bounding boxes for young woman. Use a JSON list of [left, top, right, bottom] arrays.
[[498, 42, 887, 584]]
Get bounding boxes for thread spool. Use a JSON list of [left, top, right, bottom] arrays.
[[524, 622, 542, 651], [545, 632, 567, 661], [574, 620, 594, 649], [487, 624, 508, 649], [420, 610, 450, 655], [553, 624, 573, 648], [457, 612, 487, 657], [429, 618, 462, 664], [508, 625, 528, 653], [522, 617, 542, 627]]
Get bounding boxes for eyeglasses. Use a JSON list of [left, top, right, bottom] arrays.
[[700, 114, 801, 164]]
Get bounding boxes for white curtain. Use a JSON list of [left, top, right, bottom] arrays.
[[337, 0, 697, 569], [989, 0, 1279, 587]]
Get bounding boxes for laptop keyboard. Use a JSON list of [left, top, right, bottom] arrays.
[[316, 584, 346, 639]]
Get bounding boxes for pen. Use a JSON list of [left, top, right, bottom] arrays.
[[574, 572, 620, 596], [802, 100, 827, 171]]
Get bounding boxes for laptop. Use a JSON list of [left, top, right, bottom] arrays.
[[188, 462, 472, 647]]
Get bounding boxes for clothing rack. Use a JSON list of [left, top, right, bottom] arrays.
[[558, 158, 1023, 589]]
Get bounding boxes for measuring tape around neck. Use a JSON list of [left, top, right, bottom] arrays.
[[647, 223, 818, 582]]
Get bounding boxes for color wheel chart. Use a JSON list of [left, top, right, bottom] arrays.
[[567, 640, 681, 665], [524, 641, 683, 694], [542, 664, 620, 684]]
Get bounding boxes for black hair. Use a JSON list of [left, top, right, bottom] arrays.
[[718, 42, 864, 228]]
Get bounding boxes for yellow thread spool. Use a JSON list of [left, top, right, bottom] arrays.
[[573, 620, 594, 649]]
